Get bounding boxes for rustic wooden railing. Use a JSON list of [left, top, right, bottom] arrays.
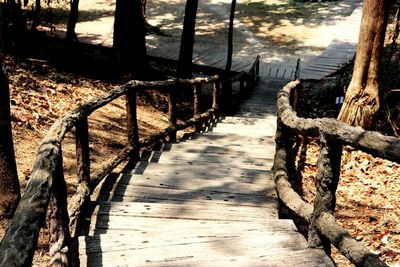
[[0, 56, 259, 266], [274, 80, 399, 267]]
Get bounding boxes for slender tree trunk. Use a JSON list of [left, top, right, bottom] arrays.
[[0, 8, 20, 218], [177, 0, 198, 78], [225, 0, 236, 72], [66, 0, 80, 42], [141, 0, 146, 18], [113, 0, 147, 75], [337, 0, 391, 129], [32, 0, 41, 29]]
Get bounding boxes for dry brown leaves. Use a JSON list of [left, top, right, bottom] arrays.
[[301, 140, 400, 266]]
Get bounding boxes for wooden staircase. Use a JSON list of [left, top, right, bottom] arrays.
[[77, 78, 334, 266]]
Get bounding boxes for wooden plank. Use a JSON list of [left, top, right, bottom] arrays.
[[79, 232, 306, 254], [161, 143, 275, 155], [112, 169, 275, 194], [109, 184, 273, 207], [110, 172, 276, 197], [89, 216, 298, 234], [78, 236, 333, 267], [92, 201, 277, 222], [129, 161, 269, 175]]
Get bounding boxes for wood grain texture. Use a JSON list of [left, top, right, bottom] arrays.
[[78, 78, 334, 266]]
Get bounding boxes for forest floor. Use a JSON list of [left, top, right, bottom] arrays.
[[1, 0, 400, 266]]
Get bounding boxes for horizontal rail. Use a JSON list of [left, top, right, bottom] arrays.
[[274, 80, 394, 267], [0, 55, 260, 266]]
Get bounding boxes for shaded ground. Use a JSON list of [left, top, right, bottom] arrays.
[[42, 0, 360, 65]]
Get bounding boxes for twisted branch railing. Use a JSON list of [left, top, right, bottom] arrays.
[[274, 80, 399, 267], [0, 56, 260, 266]]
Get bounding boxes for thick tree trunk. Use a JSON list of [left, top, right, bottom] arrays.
[[0, 9, 20, 217], [177, 0, 198, 78], [66, 0, 80, 42], [225, 0, 236, 72], [337, 0, 391, 129], [113, 0, 147, 74]]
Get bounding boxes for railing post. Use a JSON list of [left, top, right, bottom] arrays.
[[126, 89, 140, 160], [75, 117, 90, 184], [308, 134, 342, 255], [168, 86, 177, 141], [193, 84, 201, 132], [49, 150, 71, 267]]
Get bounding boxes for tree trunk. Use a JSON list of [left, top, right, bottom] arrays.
[[113, 0, 147, 74], [66, 0, 80, 42], [141, 0, 146, 18], [177, 0, 198, 78], [0, 9, 20, 218], [225, 0, 236, 72], [337, 0, 391, 129]]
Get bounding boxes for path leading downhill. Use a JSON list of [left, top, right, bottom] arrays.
[[74, 1, 364, 265], [78, 77, 335, 266]]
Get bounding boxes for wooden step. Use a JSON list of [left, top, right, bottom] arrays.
[[108, 184, 275, 207], [88, 215, 297, 234], [90, 201, 278, 226], [111, 169, 275, 194]]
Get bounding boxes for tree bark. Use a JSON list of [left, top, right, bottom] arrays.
[[225, 0, 236, 72], [66, 0, 80, 42], [177, 0, 198, 78], [337, 0, 391, 129], [0, 7, 20, 218], [113, 0, 147, 74]]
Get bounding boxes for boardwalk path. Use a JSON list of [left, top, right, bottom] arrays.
[[78, 78, 335, 266], [74, 1, 363, 265]]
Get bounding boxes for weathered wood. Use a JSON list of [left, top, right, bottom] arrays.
[[212, 82, 219, 110], [75, 117, 90, 184], [278, 81, 400, 163], [308, 134, 342, 254], [90, 216, 297, 234], [48, 152, 71, 267], [193, 84, 201, 132], [167, 86, 177, 141], [126, 90, 140, 160], [276, 80, 391, 266]]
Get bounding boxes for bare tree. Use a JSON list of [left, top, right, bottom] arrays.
[[177, 0, 198, 78], [337, 0, 391, 129], [113, 0, 147, 74], [0, 6, 20, 218]]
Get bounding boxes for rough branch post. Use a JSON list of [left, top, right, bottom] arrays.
[[126, 90, 140, 161], [48, 152, 71, 267], [168, 86, 177, 141], [308, 134, 342, 255], [193, 84, 201, 132]]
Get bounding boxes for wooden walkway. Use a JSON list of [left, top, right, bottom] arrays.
[[78, 78, 334, 266]]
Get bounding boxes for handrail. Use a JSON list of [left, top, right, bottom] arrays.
[[0, 56, 260, 266], [274, 80, 397, 267]]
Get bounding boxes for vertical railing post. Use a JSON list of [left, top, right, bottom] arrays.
[[168, 86, 177, 142], [308, 134, 342, 255], [193, 83, 201, 132], [49, 149, 71, 267], [212, 81, 220, 122], [75, 117, 90, 184], [126, 89, 140, 161], [255, 56, 260, 80]]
